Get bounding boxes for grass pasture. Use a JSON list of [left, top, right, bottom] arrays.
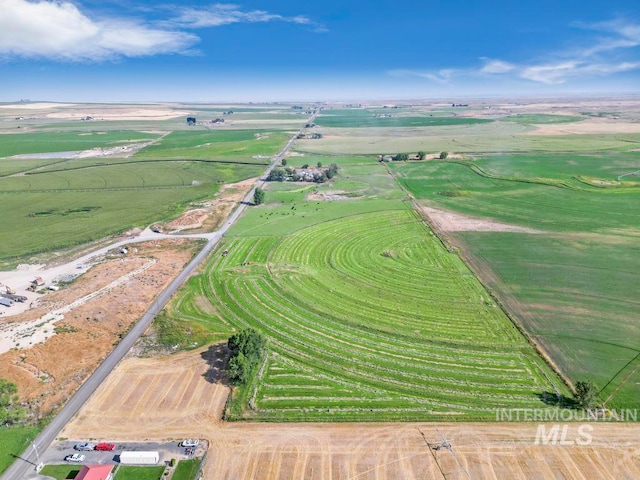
[[166, 167, 567, 421]]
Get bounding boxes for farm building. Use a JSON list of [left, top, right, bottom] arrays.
[[186, 117, 197, 126], [33, 276, 44, 286], [119, 451, 159, 465], [75, 464, 114, 480]]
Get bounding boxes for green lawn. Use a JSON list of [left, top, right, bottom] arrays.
[[39, 465, 82, 479], [0, 426, 40, 475], [114, 465, 165, 480], [173, 458, 202, 480]]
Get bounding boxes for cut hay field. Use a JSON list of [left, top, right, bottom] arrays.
[[391, 152, 640, 410], [165, 164, 568, 421]]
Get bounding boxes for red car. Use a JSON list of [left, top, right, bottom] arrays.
[[94, 442, 115, 451]]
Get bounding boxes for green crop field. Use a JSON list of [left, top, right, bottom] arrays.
[[0, 121, 295, 265], [134, 130, 290, 161], [315, 111, 492, 128], [499, 114, 584, 124], [391, 152, 640, 409], [0, 131, 160, 158], [164, 163, 568, 421], [0, 157, 263, 266]]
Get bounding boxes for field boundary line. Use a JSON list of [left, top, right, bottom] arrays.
[[383, 162, 573, 400]]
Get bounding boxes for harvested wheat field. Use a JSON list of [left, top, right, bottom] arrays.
[[63, 346, 640, 480]]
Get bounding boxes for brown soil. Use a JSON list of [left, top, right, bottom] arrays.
[[164, 178, 256, 232], [420, 205, 544, 233], [0, 239, 200, 417], [63, 348, 640, 480]]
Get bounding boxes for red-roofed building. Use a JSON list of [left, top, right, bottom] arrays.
[[75, 464, 114, 480]]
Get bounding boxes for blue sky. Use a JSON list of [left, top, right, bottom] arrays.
[[1, 0, 639, 101]]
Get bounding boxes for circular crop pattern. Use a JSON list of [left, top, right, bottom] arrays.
[[192, 210, 562, 421]]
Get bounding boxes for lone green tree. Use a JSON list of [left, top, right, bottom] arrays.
[[439, 151, 448, 159], [253, 187, 265, 205], [227, 329, 266, 385], [417, 151, 426, 160], [574, 380, 599, 409], [394, 153, 409, 161], [0, 379, 26, 425]]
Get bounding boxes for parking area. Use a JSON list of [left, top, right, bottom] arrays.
[[39, 439, 206, 467]]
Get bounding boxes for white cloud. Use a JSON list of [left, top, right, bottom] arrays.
[[170, 3, 323, 30], [479, 58, 515, 74], [388, 68, 457, 84], [0, 0, 197, 61], [390, 19, 640, 86]]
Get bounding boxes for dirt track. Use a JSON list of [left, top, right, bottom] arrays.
[[63, 347, 640, 480]]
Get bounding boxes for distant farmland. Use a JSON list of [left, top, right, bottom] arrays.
[[0, 127, 288, 266]]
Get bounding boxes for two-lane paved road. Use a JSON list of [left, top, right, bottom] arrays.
[[3, 111, 317, 480]]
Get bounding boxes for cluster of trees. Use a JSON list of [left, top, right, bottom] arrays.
[[0, 378, 26, 425], [266, 163, 339, 184], [227, 329, 266, 385], [382, 151, 448, 162]]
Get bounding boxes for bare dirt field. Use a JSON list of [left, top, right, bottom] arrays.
[[164, 178, 256, 233], [63, 347, 640, 480], [0, 239, 200, 416], [421, 206, 544, 233]]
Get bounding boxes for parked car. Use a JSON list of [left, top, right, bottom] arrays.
[[74, 443, 95, 451], [95, 442, 115, 451], [180, 439, 199, 447], [65, 453, 86, 463]]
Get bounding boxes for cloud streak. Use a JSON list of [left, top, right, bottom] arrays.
[[391, 19, 640, 85], [169, 3, 317, 29]]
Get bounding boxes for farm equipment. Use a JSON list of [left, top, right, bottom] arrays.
[[0, 284, 27, 302]]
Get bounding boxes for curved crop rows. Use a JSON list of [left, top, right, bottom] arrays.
[[180, 210, 564, 421]]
